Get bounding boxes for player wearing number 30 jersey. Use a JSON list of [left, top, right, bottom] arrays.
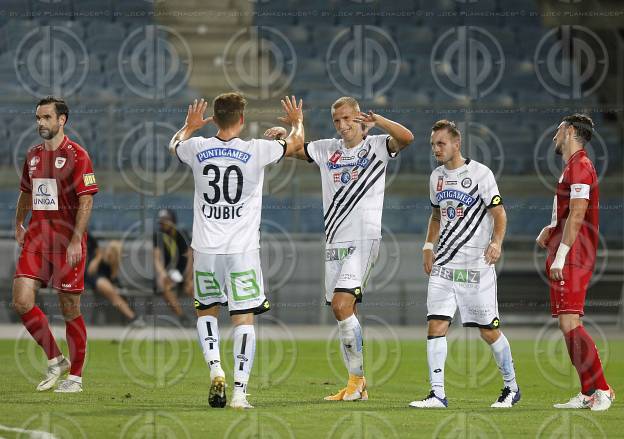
[[409, 120, 520, 410], [169, 93, 304, 410]]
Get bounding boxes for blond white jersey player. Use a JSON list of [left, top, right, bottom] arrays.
[[266, 96, 413, 401], [409, 120, 520, 409], [169, 94, 304, 409]]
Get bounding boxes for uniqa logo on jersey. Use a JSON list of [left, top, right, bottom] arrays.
[[32, 178, 58, 211]]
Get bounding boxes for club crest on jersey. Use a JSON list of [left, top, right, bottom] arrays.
[[461, 177, 472, 188], [333, 170, 359, 184], [436, 176, 444, 191], [196, 148, 250, 164], [55, 157, 66, 168], [436, 189, 477, 206], [442, 205, 464, 219], [30, 156, 40, 166]]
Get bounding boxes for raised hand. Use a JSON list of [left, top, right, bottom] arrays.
[[264, 127, 288, 140], [185, 98, 213, 132], [353, 110, 377, 132], [278, 95, 303, 126]]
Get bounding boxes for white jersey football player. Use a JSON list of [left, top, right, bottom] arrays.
[[266, 96, 413, 401], [409, 120, 520, 409], [169, 94, 304, 409]]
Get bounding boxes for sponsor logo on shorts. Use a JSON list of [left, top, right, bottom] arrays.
[[325, 246, 356, 261], [430, 265, 480, 284], [62, 283, 72, 289], [236, 354, 248, 363]]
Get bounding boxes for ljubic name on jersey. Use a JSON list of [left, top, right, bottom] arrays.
[[196, 148, 247, 221]]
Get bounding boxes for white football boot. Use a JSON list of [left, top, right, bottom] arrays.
[[230, 392, 253, 409], [553, 392, 593, 409], [590, 387, 615, 412], [490, 387, 521, 408], [409, 390, 448, 408], [54, 377, 83, 393], [36, 357, 70, 391]]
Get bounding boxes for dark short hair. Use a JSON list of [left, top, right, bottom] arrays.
[[432, 119, 461, 140], [213, 92, 246, 129], [158, 208, 177, 224], [37, 96, 69, 123], [562, 113, 593, 145]]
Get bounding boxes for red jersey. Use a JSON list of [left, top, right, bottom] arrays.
[[20, 136, 98, 254], [547, 149, 599, 271]]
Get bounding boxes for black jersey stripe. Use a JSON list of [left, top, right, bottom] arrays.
[[437, 195, 482, 253], [435, 199, 485, 260], [324, 159, 384, 233], [327, 165, 386, 243], [436, 185, 480, 245], [436, 206, 489, 266], [323, 153, 378, 222]]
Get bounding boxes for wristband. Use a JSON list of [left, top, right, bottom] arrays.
[[422, 242, 434, 251], [551, 243, 570, 269]]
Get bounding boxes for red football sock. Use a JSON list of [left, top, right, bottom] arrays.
[[66, 315, 87, 377], [564, 326, 609, 394], [20, 306, 62, 360]]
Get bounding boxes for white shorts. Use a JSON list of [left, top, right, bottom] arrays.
[[426, 264, 500, 329], [193, 249, 270, 315], [324, 239, 380, 304]]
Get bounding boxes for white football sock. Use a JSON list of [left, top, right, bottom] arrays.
[[337, 314, 364, 377], [233, 324, 256, 395], [490, 333, 518, 392], [427, 336, 447, 399], [196, 315, 224, 380]]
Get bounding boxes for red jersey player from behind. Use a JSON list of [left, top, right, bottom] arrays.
[[12, 97, 98, 393], [536, 114, 614, 411]]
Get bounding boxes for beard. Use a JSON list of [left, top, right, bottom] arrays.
[[554, 142, 563, 156], [38, 125, 59, 140]]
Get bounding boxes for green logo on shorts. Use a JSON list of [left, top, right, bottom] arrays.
[[195, 271, 222, 298], [231, 269, 260, 301]]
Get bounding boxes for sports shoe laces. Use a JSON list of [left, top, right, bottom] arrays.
[[497, 387, 511, 403]]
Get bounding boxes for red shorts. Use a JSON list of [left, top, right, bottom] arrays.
[[547, 263, 592, 317], [14, 250, 86, 293]]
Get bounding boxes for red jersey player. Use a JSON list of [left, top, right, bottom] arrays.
[[536, 114, 614, 411], [12, 97, 98, 393]]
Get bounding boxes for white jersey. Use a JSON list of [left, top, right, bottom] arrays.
[[429, 159, 502, 269], [176, 136, 286, 254], [305, 134, 396, 243]]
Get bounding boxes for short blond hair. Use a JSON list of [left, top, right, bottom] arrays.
[[331, 96, 360, 113], [432, 119, 461, 141]]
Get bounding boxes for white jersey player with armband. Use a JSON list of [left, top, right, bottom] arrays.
[[169, 94, 304, 409], [265, 96, 414, 401], [409, 120, 521, 409]]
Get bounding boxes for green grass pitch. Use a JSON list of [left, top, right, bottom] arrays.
[[0, 337, 622, 438]]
